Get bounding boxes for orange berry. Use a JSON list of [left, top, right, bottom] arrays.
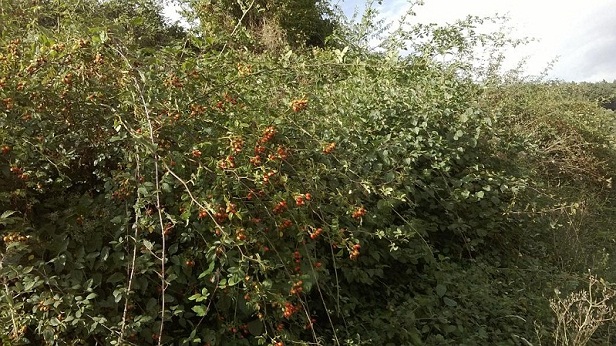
[[295, 196, 305, 206], [323, 142, 336, 154], [291, 98, 308, 112]]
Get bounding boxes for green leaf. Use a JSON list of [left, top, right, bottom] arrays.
[[106, 272, 124, 284], [188, 293, 202, 301], [191, 305, 208, 317], [247, 319, 264, 335], [0, 210, 17, 219], [443, 297, 457, 307], [198, 261, 216, 279], [227, 273, 241, 286], [169, 243, 178, 255], [436, 284, 447, 298]]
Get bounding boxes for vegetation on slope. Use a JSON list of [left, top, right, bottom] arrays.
[[1, 1, 616, 345]]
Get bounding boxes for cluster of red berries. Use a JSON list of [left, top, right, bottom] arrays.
[[263, 170, 276, 183], [294, 193, 309, 206], [323, 142, 336, 154], [188, 69, 200, 79], [291, 98, 308, 112], [10, 166, 29, 180], [2, 232, 28, 244], [213, 93, 237, 111], [293, 250, 302, 272], [189, 103, 206, 117], [279, 219, 293, 230], [283, 302, 299, 318], [276, 146, 288, 160], [272, 200, 287, 214], [3, 97, 14, 110], [236, 228, 247, 241], [37, 300, 50, 312], [230, 137, 244, 153], [246, 189, 264, 200], [198, 208, 208, 220], [213, 205, 231, 223], [290, 280, 303, 295], [218, 155, 235, 169], [250, 155, 262, 166], [165, 74, 183, 88], [352, 207, 366, 219], [254, 144, 266, 155], [259, 126, 276, 144], [228, 323, 250, 339], [192, 149, 201, 158], [75, 38, 89, 49], [310, 227, 323, 240], [350, 243, 361, 260], [223, 93, 237, 105]]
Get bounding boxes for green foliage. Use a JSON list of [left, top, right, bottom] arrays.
[[183, 0, 335, 50], [1, 1, 616, 345]]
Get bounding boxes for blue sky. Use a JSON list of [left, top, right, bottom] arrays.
[[334, 0, 616, 82]]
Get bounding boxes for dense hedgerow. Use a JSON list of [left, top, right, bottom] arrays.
[[2, 1, 616, 345]]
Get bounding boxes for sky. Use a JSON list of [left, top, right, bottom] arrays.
[[335, 0, 616, 82]]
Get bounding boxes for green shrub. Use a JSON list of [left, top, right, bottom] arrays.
[[2, 1, 616, 345]]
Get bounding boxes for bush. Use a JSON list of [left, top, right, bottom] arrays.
[[2, 1, 616, 345]]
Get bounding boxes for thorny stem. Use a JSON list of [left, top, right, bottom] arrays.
[[114, 44, 169, 344], [118, 158, 141, 344], [1, 255, 20, 340], [134, 83, 167, 346]]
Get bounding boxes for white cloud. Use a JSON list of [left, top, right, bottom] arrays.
[[340, 0, 616, 81]]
